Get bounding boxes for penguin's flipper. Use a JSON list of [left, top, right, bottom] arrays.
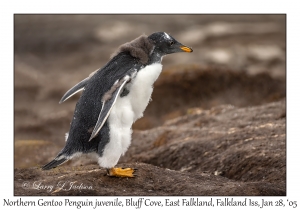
[[88, 76, 130, 142], [59, 77, 89, 104]]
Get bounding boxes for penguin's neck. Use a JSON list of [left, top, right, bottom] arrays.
[[148, 48, 164, 64]]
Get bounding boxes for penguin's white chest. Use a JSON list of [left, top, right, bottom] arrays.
[[98, 63, 162, 168], [110, 63, 163, 125], [128, 63, 163, 120]]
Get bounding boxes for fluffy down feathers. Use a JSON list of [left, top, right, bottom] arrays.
[[110, 35, 154, 64]]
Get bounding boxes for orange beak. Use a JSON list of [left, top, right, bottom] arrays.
[[180, 46, 193, 53]]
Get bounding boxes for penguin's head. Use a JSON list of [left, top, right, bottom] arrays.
[[148, 32, 193, 55]]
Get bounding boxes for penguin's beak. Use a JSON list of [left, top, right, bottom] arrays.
[[167, 41, 193, 54], [180, 46, 193, 53]]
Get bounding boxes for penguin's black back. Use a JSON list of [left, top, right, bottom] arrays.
[[61, 52, 144, 156]]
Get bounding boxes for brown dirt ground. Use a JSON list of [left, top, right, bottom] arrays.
[[14, 14, 286, 196]]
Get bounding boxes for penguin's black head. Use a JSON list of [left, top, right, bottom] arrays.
[[148, 32, 193, 56]]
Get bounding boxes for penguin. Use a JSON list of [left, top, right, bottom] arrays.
[[42, 32, 193, 177]]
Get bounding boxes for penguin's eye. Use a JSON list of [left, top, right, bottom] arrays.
[[170, 41, 174, 46]]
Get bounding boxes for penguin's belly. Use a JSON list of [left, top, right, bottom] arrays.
[[98, 63, 162, 168]]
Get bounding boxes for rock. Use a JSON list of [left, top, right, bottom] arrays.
[[14, 163, 284, 196], [14, 99, 285, 196], [123, 100, 286, 185]]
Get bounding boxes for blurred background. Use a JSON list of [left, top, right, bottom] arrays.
[[14, 14, 286, 168]]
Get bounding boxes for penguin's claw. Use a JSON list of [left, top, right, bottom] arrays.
[[107, 167, 136, 178]]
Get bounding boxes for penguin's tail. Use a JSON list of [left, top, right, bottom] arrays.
[[42, 155, 69, 170]]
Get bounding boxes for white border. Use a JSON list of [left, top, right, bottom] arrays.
[[2, 0, 299, 209]]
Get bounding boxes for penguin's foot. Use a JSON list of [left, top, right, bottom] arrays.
[[107, 167, 136, 178]]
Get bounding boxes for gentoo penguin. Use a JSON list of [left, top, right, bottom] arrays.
[[42, 32, 193, 177]]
